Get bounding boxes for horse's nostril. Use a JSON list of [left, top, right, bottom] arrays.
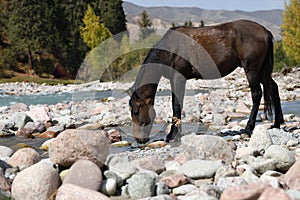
[[140, 122, 149, 126]]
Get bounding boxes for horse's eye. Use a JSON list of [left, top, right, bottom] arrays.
[[131, 107, 139, 115]]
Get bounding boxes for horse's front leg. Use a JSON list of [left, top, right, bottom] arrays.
[[166, 75, 186, 142]]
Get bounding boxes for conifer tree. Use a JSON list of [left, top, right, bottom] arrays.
[[138, 10, 155, 39], [282, 0, 300, 64], [80, 5, 112, 49]]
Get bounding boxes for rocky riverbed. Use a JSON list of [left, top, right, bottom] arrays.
[[0, 67, 300, 199]]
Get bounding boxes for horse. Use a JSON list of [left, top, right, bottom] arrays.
[[129, 19, 284, 144]]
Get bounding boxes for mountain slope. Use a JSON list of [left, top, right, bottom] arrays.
[[123, 2, 283, 40]]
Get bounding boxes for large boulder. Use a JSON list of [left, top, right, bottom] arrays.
[[49, 129, 110, 168], [11, 162, 61, 200], [7, 148, 40, 170], [181, 134, 234, 164], [63, 160, 102, 191]]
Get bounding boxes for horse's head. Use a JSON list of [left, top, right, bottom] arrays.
[[129, 91, 156, 143]]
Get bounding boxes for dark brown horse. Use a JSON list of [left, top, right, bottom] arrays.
[[129, 20, 284, 143]]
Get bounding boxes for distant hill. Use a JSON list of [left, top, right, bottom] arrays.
[[123, 2, 283, 40]]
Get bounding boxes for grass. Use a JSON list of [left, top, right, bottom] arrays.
[[0, 76, 83, 85]]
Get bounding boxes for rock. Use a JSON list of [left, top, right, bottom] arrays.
[[247, 157, 278, 174], [172, 184, 197, 195], [198, 184, 222, 199], [56, 183, 110, 200], [49, 129, 110, 168], [286, 190, 300, 200], [127, 172, 155, 199], [214, 165, 238, 184], [236, 164, 261, 183], [0, 173, 11, 191], [24, 121, 46, 133], [10, 112, 33, 129], [105, 129, 122, 143], [257, 187, 290, 200], [264, 145, 295, 172], [132, 156, 165, 174], [268, 128, 298, 145], [156, 182, 169, 195], [260, 171, 282, 188], [9, 103, 29, 112], [26, 105, 51, 122], [147, 141, 168, 148], [281, 159, 300, 190], [106, 155, 137, 187], [11, 162, 61, 200], [181, 134, 234, 164], [63, 160, 102, 191], [235, 146, 258, 159], [249, 125, 272, 149], [159, 173, 190, 188], [47, 124, 65, 133], [100, 178, 117, 196], [180, 190, 218, 200], [37, 130, 58, 138], [7, 148, 40, 170], [220, 183, 268, 200], [0, 146, 14, 158], [216, 177, 247, 191], [178, 159, 223, 179], [139, 195, 174, 200]]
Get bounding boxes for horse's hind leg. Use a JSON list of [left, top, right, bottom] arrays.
[[244, 70, 263, 134], [271, 78, 284, 128]]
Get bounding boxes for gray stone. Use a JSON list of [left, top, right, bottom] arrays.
[[172, 184, 197, 195], [10, 112, 33, 129], [156, 182, 169, 195], [100, 178, 117, 196], [63, 160, 102, 191], [268, 128, 298, 145], [127, 172, 155, 199], [178, 159, 223, 179], [246, 157, 277, 174], [286, 190, 300, 200], [56, 183, 110, 200], [181, 134, 234, 164], [106, 154, 137, 186], [49, 129, 110, 168], [249, 125, 273, 149], [260, 171, 281, 188], [214, 165, 238, 184], [140, 195, 173, 200], [0, 146, 14, 158], [24, 121, 46, 133], [47, 124, 65, 133], [216, 177, 247, 191], [11, 162, 61, 200], [264, 145, 296, 172], [180, 189, 218, 200]]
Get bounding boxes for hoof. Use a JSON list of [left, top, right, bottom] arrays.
[[239, 128, 252, 138]]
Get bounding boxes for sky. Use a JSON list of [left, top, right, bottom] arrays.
[[125, 0, 288, 11]]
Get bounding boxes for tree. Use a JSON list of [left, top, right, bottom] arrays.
[[80, 4, 112, 49], [7, 0, 58, 74], [138, 10, 155, 39], [184, 20, 194, 27], [281, 0, 300, 65], [98, 0, 127, 35], [199, 20, 205, 27]]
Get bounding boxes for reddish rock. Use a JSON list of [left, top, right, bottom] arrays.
[[56, 183, 110, 200], [9, 103, 29, 112], [281, 159, 300, 190], [37, 131, 58, 139], [257, 187, 290, 200], [49, 129, 110, 168], [132, 156, 165, 174], [220, 183, 268, 200], [63, 160, 102, 191], [7, 148, 40, 169], [174, 152, 187, 165], [105, 129, 122, 143], [160, 173, 190, 188]]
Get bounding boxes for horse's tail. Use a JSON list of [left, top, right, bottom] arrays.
[[261, 30, 275, 119]]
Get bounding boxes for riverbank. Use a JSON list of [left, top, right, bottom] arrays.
[[0, 67, 300, 199]]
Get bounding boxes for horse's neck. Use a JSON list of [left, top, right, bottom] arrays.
[[134, 64, 162, 99]]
